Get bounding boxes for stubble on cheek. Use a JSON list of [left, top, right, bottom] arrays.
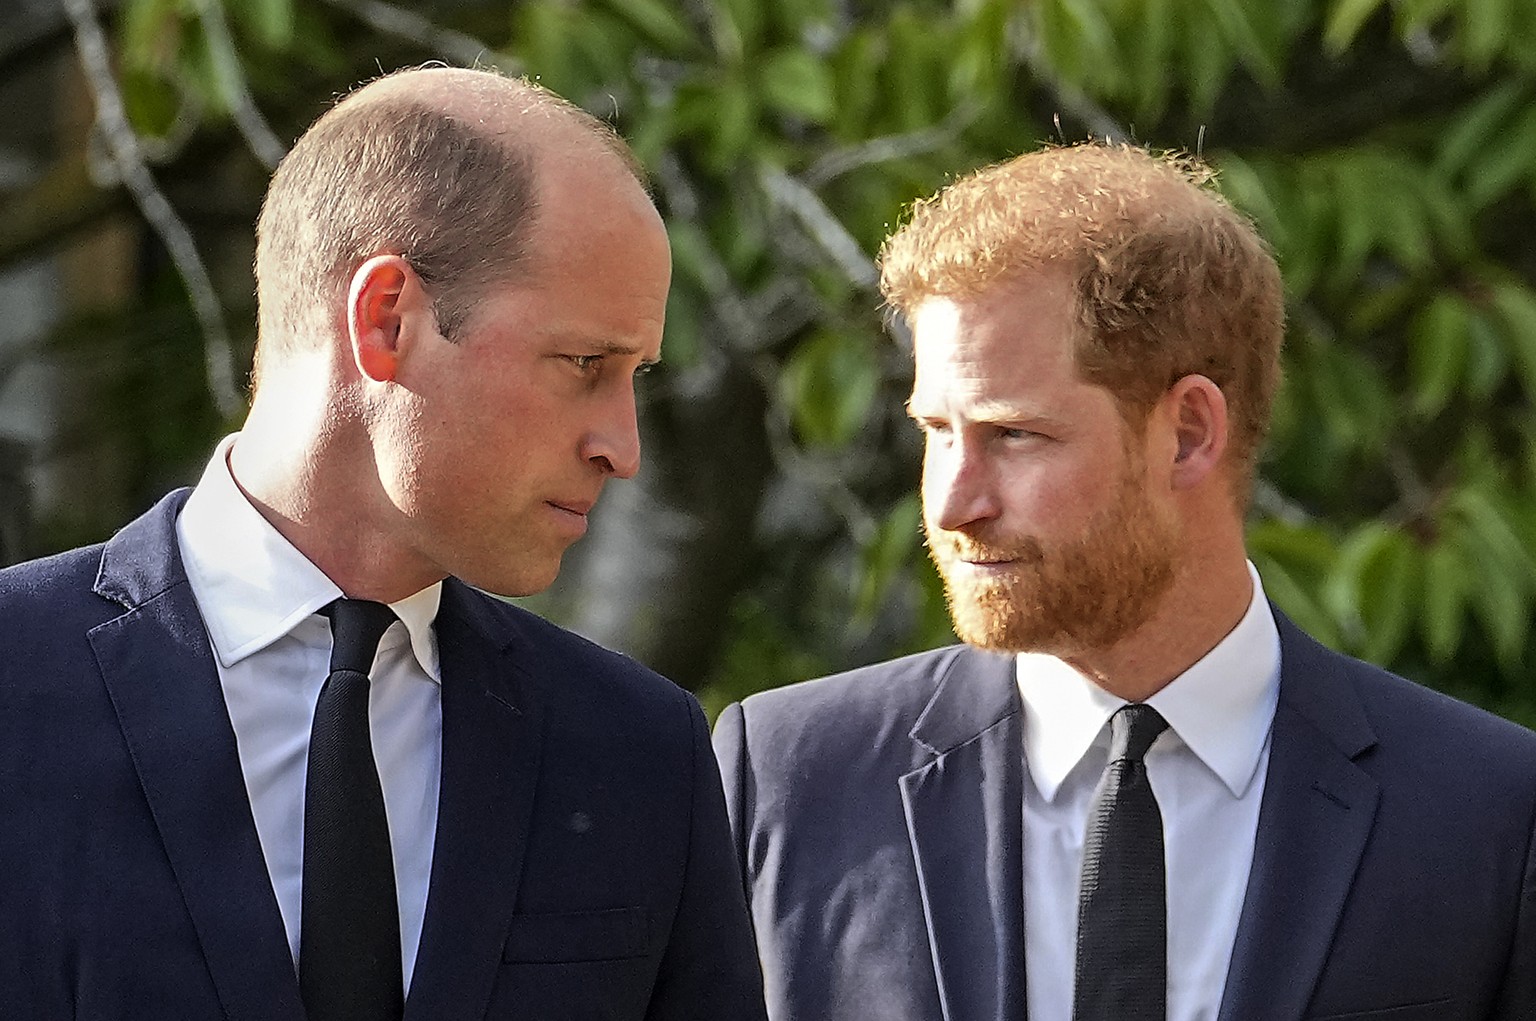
[[925, 480, 1178, 656]]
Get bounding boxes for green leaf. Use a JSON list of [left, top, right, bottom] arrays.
[[120, 67, 183, 138], [177, 26, 229, 116], [1408, 293, 1470, 418], [601, 0, 700, 55], [666, 220, 719, 293], [1254, 555, 1342, 649], [1034, 0, 1119, 95], [884, 5, 948, 130], [1247, 520, 1344, 647], [516, 2, 580, 97], [661, 286, 704, 368], [829, 29, 881, 140], [707, 0, 764, 61], [1213, 153, 1287, 249], [854, 494, 923, 623], [1461, 0, 1513, 69], [1324, 0, 1387, 53], [1465, 103, 1536, 209], [199, 7, 251, 120], [1433, 82, 1527, 181], [766, 0, 833, 38], [781, 331, 881, 448], [1326, 157, 1379, 287], [950, 0, 1012, 98], [1200, 0, 1282, 86], [674, 76, 757, 171], [1487, 281, 1536, 401], [1247, 520, 1341, 576], [1458, 522, 1532, 671], [1400, 0, 1455, 29], [1452, 487, 1536, 586], [119, 0, 183, 71], [1358, 526, 1421, 663], [568, 10, 643, 90], [1324, 523, 1419, 662], [1186, 31, 1234, 115], [1420, 539, 1472, 664], [757, 46, 836, 125], [227, 0, 293, 50], [1277, 167, 1330, 297], [1377, 179, 1436, 272], [1126, 0, 1174, 120], [1463, 305, 1511, 400], [1444, 488, 1536, 673]]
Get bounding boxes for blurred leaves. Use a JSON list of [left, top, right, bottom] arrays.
[[781, 331, 880, 448], [17, 0, 1536, 715]]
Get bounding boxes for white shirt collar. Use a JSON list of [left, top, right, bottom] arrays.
[[1017, 562, 1280, 801], [175, 434, 442, 681]]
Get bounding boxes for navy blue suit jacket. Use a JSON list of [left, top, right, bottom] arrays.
[[0, 490, 767, 1021], [714, 617, 1536, 1021]]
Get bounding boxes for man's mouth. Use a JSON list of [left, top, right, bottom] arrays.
[[548, 499, 595, 517]]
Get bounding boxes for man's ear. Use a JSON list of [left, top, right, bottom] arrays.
[[1163, 373, 1229, 491], [346, 255, 431, 382]]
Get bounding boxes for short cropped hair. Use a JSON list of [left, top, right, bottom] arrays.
[[253, 69, 641, 381], [880, 142, 1285, 499]]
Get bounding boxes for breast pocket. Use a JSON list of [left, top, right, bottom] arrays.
[[491, 908, 658, 1021], [502, 907, 650, 963], [1306, 998, 1456, 1020]]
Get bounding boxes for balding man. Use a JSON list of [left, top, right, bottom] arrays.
[[0, 68, 767, 1021]]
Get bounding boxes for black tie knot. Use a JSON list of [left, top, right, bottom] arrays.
[[322, 598, 396, 675], [1109, 703, 1168, 763]]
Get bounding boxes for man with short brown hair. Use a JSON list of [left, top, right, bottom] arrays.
[[715, 143, 1536, 1021], [0, 66, 767, 1021]]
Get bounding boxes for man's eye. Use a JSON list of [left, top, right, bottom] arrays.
[[568, 355, 603, 371]]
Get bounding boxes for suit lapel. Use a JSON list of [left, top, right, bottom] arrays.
[[404, 580, 543, 1020], [899, 647, 1027, 1021], [89, 491, 304, 1021], [1218, 613, 1381, 1021]]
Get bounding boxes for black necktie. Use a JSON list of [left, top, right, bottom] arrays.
[[301, 598, 404, 1021], [1073, 703, 1170, 1021]]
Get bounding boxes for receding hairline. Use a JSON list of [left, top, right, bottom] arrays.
[[328, 66, 646, 186]]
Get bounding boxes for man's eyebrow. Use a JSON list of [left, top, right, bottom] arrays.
[[905, 397, 1065, 428], [557, 334, 661, 366]]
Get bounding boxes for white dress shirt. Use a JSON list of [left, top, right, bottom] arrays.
[[175, 435, 443, 989], [1019, 564, 1281, 1021]]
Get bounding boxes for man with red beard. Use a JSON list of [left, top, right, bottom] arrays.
[[713, 143, 1536, 1021]]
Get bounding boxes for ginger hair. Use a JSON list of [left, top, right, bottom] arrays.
[[880, 142, 1285, 500]]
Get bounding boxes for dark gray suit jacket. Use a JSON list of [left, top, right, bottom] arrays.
[[0, 490, 768, 1021], [714, 615, 1536, 1021]]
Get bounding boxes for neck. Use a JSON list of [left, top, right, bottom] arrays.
[[1065, 543, 1254, 703], [230, 367, 442, 603]]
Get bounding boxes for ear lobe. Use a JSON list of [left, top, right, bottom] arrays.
[[347, 255, 418, 383], [1166, 374, 1229, 490]]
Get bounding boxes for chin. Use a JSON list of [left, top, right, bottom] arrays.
[[461, 558, 563, 599]]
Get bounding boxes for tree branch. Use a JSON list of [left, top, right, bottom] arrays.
[[759, 164, 878, 290], [316, 0, 511, 70], [803, 101, 981, 188], [194, 0, 286, 170], [62, 0, 244, 420]]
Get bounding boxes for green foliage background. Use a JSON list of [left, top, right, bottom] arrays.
[[8, 0, 1536, 724]]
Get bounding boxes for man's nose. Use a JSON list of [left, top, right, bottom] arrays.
[[926, 437, 1001, 532], [584, 388, 642, 479]]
